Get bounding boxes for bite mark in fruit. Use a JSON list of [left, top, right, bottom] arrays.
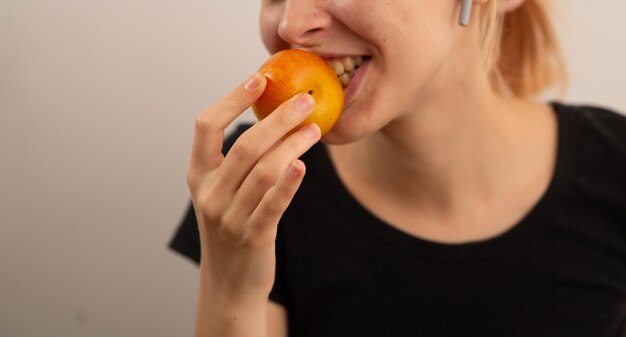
[[252, 49, 345, 136]]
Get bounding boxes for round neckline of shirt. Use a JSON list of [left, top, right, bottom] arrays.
[[314, 102, 573, 261]]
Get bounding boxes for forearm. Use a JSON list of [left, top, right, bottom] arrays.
[[195, 281, 268, 337]]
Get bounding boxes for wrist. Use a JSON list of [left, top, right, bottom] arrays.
[[199, 272, 271, 309], [196, 283, 268, 337]]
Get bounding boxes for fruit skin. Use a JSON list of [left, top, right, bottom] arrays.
[[252, 49, 345, 136]]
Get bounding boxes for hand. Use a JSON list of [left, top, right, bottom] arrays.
[[187, 72, 321, 304]]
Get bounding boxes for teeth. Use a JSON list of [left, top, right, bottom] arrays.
[[354, 56, 363, 66], [331, 61, 344, 75], [326, 55, 367, 88], [339, 73, 352, 87], [342, 57, 355, 72]]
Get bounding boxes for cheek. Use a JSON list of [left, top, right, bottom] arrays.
[[259, 10, 289, 55]]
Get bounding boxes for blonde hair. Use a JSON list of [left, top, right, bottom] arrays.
[[480, 0, 568, 98]]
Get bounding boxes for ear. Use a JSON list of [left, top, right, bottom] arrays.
[[459, 0, 524, 27], [472, 0, 526, 13], [501, 0, 525, 13]]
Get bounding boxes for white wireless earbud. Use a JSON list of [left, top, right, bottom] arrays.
[[459, 0, 473, 26]]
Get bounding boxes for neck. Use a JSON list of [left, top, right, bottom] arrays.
[[327, 90, 545, 216]]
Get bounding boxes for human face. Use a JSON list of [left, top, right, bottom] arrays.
[[260, 0, 477, 144]]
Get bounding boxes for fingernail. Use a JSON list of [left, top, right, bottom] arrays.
[[294, 94, 314, 113], [301, 123, 320, 139], [244, 73, 261, 91]]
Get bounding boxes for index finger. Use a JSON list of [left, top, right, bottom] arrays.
[[190, 73, 267, 172]]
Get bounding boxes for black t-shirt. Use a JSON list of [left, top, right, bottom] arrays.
[[170, 102, 626, 337]]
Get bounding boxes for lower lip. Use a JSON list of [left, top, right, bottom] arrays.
[[343, 59, 369, 108]]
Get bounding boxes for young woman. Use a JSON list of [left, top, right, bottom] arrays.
[[171, 0, 626, 336]]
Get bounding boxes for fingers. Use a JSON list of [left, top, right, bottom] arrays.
[[222, 123, 321, 227], [189, 71, 320, 246], [190, 73, 267, 174], [214, 93, 315, 192], [246, 159, 307, 241]]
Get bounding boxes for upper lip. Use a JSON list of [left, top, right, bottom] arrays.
[[318, 53, 366, 59], [292, 48, 369, 60]]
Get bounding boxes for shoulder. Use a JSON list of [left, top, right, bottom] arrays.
[[548, 103, 626, 245], [554, 103, 626, 162], [555, 102, 626, 149], [552, 102, 626, 209]]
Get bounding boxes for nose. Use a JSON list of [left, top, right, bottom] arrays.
[[277, 1, 332, 47]]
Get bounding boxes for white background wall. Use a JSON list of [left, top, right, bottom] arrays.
[[1, 1, 625, 336]]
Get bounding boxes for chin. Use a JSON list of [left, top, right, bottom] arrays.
[[320, 111, 376, 145], [320, 130, 357, 145]]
